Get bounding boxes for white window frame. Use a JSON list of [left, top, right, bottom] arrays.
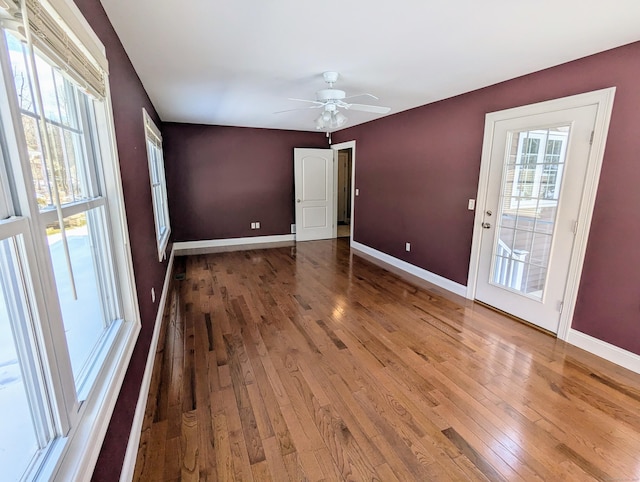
[[143, 108, 170, 261], [0, 145, 11, 219], [0, 0, 141, 479]]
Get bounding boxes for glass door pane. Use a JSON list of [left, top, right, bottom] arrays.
[[491, 126, 569, 300]]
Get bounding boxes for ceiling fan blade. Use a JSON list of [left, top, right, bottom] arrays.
[[345, 103, 391, 114], [273, 105, 323, 114], [288, 98, 324, 105], [343, 93, 379, 101]]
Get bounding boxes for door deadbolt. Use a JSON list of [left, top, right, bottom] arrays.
[[486, 210, 493, 216]]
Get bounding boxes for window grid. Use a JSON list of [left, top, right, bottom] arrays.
[[492, 126, 569, 298]]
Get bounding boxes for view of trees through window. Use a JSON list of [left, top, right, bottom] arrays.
[[8, 33, 90, 210]]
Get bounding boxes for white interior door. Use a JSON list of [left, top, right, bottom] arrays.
[[294, 148, 335, 241], [475, 104, 598, 333]]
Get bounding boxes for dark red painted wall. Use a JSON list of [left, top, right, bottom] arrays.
[[163, 124, 326, 241], [71, 1, 170, 480], [334, 41, 640, 355]]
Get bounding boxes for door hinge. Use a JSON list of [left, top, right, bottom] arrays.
[[558, 301, 564, 314], [589, 130, 594, 145], [572, 220, 578, 235]]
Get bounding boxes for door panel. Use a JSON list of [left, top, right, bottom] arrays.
[[476, 105, 597, 333], [294, 148, 335, 241]]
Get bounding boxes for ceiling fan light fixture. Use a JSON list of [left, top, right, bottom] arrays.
[[277, 71, 389, 130]]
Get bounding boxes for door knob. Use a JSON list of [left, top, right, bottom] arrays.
[[482, 222, 491, 229], [296, 199, 301, 203], [486, 210, 493, 216]]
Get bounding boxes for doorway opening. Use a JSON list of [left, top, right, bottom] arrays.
[[336, 148, 352, 238]]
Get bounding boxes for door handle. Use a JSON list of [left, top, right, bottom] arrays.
[[482, 222, 491, 229], [297, 199, 301, 203]]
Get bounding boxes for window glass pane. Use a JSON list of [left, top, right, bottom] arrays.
[[34, 56, 61, 124], [5, 33, 36, 114], [493, 126, 569, 300], [0, 237, 43, 481], [46, 123, 89, 204], [46, 209, 114, 388], [20, 115, 53, 208]]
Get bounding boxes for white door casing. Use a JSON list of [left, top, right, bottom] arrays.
[[294, 148, 335, 241], [467, 88, 616, 338]]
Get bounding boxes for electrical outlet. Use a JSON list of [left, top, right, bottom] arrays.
[[468, 199, 476, 210], [355, 188, 360, 196], [251, 222, 256, 229], [256, 222, 260, 229], [151, 287, 156, 303], [405, 242, 411, 252], [291, 224, 296, 234]]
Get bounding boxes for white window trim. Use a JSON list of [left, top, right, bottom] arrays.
[[143, 108, 170, 261], [0, 0, 142, 479]]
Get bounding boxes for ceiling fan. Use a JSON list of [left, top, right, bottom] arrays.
[[276, 71, 391, 130]]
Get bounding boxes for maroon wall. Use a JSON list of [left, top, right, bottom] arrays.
[[334, 41, 640, 356], [71, 1, 170, 480], [163, 124, 326, 241]]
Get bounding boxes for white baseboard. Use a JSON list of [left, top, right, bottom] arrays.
[[119, 249, 175, 482], [351, 241, 467, 298], [567, 329, 640, 375], [173, 234, 295, 255]]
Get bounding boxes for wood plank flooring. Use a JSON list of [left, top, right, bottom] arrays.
[[133, 239, 640, 481]]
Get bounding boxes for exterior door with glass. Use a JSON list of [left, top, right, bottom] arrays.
[[475, 104, 597, 333]]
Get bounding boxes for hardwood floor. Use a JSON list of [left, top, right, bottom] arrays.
[[133, 239, 640, 481]]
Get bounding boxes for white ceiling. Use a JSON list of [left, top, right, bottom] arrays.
[[99, 0, 640, 132]]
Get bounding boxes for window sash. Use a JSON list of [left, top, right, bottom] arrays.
[[7, 36, 102, 210], [0, 217, 56, 478], [143, 108, 170, 260]]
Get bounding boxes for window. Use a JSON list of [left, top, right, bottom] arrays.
[[0, 0, 140, 479], [143, 109, 170, 261], [8, 34, 121, 392]]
